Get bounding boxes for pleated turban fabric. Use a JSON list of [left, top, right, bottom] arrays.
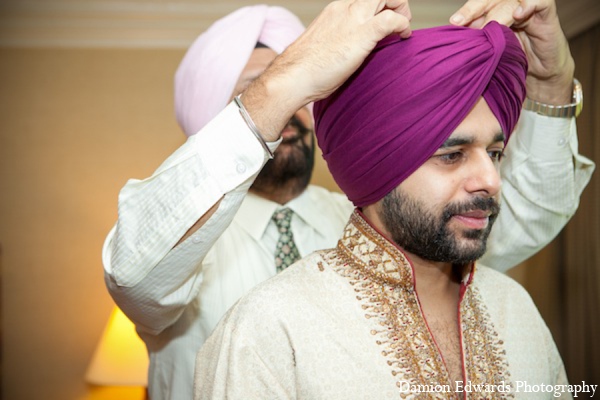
[[314, 22, 527, 207], [175, 5, 305, 136]]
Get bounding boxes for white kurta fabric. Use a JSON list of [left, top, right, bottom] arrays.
[[102, 102, 592, 400], [194, 212, 570, 399]]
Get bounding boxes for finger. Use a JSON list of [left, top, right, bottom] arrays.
[[464, 15, 487, 29], [384, 0, 412, 21], [450, 0, 491, 26], [482, 0, 519, 26], [513, 30, 526, 51], [348, 0, 412, 39], [351, 0, 411, 21], [513, 0, 537, 22], [371, 9, 412, 39]]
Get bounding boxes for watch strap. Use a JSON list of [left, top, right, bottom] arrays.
[[523, 78, 583, 118]]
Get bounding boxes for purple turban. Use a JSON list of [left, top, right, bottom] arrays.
[[175, 5, 305, 136], [314, 22, 527, 207]]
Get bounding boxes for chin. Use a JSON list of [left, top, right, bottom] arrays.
[[459, 241, 487, 262]]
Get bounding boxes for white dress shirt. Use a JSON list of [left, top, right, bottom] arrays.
[[103, 102, 593, 400]]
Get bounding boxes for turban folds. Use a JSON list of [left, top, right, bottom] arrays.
[[175, 5, 305, 136], [314, 22, 527, 207]]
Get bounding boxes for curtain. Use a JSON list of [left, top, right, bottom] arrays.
[[512, 23, 600, 395], [562, 22, 600, 388]]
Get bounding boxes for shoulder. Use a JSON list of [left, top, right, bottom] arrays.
[[472, 265, 535, 305], [471, 265, 548, 331], [225, 252, 335, 319], [469, 265, 565, 384], [201, 250, 348, 355]]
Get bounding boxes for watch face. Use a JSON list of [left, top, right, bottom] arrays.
[[573, 79, 583, 117]]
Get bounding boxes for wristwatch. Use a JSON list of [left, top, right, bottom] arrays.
[[523, 78, 583, 118]]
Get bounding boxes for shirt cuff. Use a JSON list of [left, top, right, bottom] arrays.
[[189, 102, 281, 192], [514, 110, 575, 161]]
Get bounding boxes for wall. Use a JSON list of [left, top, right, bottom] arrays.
[[0, 45, 341, 400], [0, 47, 182, 399]]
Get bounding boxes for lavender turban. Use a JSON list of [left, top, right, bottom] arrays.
[[175, 5, 305, 136], [314, 22, 527, 207]]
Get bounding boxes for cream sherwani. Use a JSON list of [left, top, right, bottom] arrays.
[[195, 211, 570, 399]]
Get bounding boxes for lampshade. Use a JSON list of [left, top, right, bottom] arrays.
[[85, 306, 149, 386]]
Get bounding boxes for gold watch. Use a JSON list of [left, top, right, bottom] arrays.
[[523, 78, 583, 118]]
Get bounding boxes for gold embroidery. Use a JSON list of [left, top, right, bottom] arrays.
[[326, 211, 512, 399], [461, 286, 514, 398]]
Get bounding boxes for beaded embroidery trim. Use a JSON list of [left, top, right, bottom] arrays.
[[324, 211, 513, 399]]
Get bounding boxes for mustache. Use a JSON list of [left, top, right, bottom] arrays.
[[443, 197, 500, 221]]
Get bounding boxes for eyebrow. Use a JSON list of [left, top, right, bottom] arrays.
[[439, 132, 505, 148]]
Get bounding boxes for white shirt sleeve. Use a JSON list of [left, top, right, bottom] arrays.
[[102, 102, 280, 334], [481, 110, 595, 272]]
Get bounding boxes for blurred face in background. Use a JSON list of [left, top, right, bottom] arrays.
[[232, 47, 315, 197]]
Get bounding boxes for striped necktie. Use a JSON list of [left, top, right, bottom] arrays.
[[272, 208, 301, 272]]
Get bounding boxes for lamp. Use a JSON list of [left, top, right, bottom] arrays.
[[85, 306, 149, 386]]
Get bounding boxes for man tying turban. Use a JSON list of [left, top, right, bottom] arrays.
[[103, 0, 592, 398], [194, 22, 569, 398]]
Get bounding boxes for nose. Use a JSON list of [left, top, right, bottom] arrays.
[[464, 151, 502, 197]]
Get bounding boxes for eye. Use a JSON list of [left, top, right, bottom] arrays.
[[437, 152, 463, 164], [488, 150, 505, 163]]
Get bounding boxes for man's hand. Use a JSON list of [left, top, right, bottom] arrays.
[[450, 0, 521, 27], [242, 0, 412, 142], [450, 0, 520, 28], [281, 0, 412, 105], [450, 0, 574, 105], [512, 0, 574, 105]]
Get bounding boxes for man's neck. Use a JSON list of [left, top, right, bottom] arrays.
[[403, 251, 463, 294], [406, 251, 465, 388], [249, 179, 306, 205]]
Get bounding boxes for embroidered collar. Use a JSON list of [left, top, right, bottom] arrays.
[[337, 210, 475, 292], [327, 210, 511, 397]]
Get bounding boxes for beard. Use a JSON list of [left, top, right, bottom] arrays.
[[251, 114, 315, 194], [379, 188, 500, 265]]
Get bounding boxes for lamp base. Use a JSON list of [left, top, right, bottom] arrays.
[[85, 385, 147, 400]]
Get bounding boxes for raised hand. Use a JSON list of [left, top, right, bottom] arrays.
[[512, 0, 574, 104], [242, 0, 412, 142], [280, 0, 412, 105], [450, 0, 574, 105], [450, 0, 522, 28]]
